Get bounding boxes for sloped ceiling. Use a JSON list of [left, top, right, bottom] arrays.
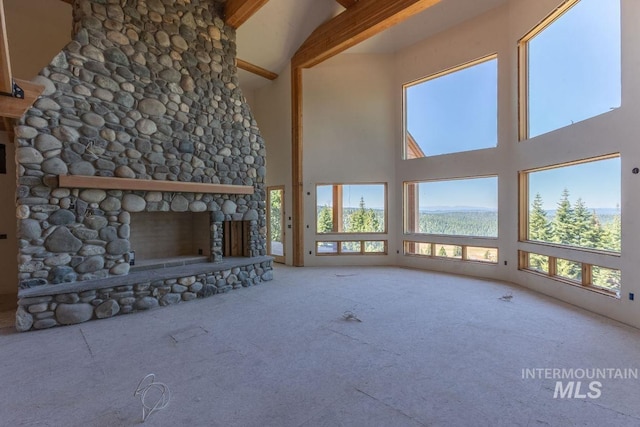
[[236, 0, 507, 91]]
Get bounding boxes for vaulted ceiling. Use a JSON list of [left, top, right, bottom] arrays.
[[0, 0, 509, 126], [236, 0, 507, 91]]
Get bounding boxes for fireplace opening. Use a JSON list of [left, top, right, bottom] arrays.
[[130, 211, 211, 268], [223, 221, 251, 258]]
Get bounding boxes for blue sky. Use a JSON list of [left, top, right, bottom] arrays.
[[317, 184, 386, 209], [528, 0, 620, 138], [529, 157, 620, 210], [406, 57, 497, 156], [417, 177, 497, 210], [404, 0, 620, 211]]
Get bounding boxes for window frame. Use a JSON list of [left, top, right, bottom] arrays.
[[403, 54, 498, 159], [518, 153, 620, 254], [316, 240, 388, 256], [404, 175, 499, 239], [404, 240, 499, 265], [519, 250, 620, 298], [518, 0, 620, 140], [315, 182, 388, 235], [518, 154, 621, 296]]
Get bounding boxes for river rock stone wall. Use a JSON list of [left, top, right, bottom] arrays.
[[15, 0, 267, 289], [16, 259, 273, 331]]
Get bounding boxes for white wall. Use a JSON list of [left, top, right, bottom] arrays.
[[0, 138, 17, 295], [393, 0, 640, 328], [252, 65, 294, 265], [0, 0, 71, 296], [302, 54, 397, 266], [251, 0, 640, 328], [5, 0, 72, 80], [394, 4, 510, 282]]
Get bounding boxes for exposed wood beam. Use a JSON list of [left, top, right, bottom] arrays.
[[291, 66, 304, 266], [237, 58, 278, 80], [225, 0, 270, 29], [2, 116, 14, 140], [0, 79, 44, 119], [0, 0, 13, 94], [406, 131, 425, 159], [336, 0, 359, 8], [58, 175, 254, 194], [292, 0, 441, 69], [290, 1, 441, 265]]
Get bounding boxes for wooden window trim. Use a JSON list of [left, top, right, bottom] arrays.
[[403, 54, 497, 159], [316, 240, 388, 256], [404, 176, 498, 239], [518, 250, 620, 298], [518, 154, 621, 257], [518, 0, 581, 141], [404, 240, 498, 264], [316, 182, 388, 235]]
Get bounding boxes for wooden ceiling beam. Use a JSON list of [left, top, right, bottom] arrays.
[[237, 58, 278, 80], [292, 0, 441, 69], [0, 79, 44, 120], [225, 0, 270, 29], [336, 0, 359, 8], [0, 0, 13, 94]]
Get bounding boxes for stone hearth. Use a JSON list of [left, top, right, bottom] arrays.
[[13, 0, 273, 331]]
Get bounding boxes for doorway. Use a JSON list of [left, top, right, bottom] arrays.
[[267, 186, 285, 263]]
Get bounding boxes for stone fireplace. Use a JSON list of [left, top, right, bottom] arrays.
[[13, 0, 273, 331], [129, 211, 211, 263]]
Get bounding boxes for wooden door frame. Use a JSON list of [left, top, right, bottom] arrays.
[[266, 185, 285, 263]]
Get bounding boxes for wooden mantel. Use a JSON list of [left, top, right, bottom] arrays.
[[58, 175, 254, 195]]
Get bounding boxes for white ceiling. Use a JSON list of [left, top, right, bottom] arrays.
[[236, 0, 507, 91]]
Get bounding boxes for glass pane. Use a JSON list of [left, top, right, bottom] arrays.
[[435, 244, 462, 259], [467, 247, 498, 263], [556, 259, 582, 282], [340, 241, 361, 254], [268, 189, 284, 257], [341, 184, 385, 233], [364, 241, 386, 254], [592, 266, 621, 294], [406, 57, 497, 157], [527, 253, 549, 274], [404, 241, 432, 256], [316, 241, 337, 254], [316, 185, 333, 234], [527, 157, 620, 252], [409, 177, 497, 237], [527, 0, 620, 138]]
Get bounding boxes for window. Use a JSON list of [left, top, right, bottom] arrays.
[[316, 184, 386, 234], [519, 251, 620, 297], [316, 240, 387, 256], [519, 0, 621, 139], [405, 176, 498, 238], [405, 241, 498, 264], [519, 155, 621, 296], [520, 155, 620, 253], [404, 55, 497, 158]]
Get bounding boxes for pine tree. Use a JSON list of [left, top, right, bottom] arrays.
[[607, 204, 621, 252], [529, 193, 551, 242], [551, 188, 575, 245], [572, 198, 593, 248], [317, 205, 333, 233], [269, 190, 282, 243], [438, 246, 447, 257], [584, 210, 605, 251], [345, 197, 382, 233]]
